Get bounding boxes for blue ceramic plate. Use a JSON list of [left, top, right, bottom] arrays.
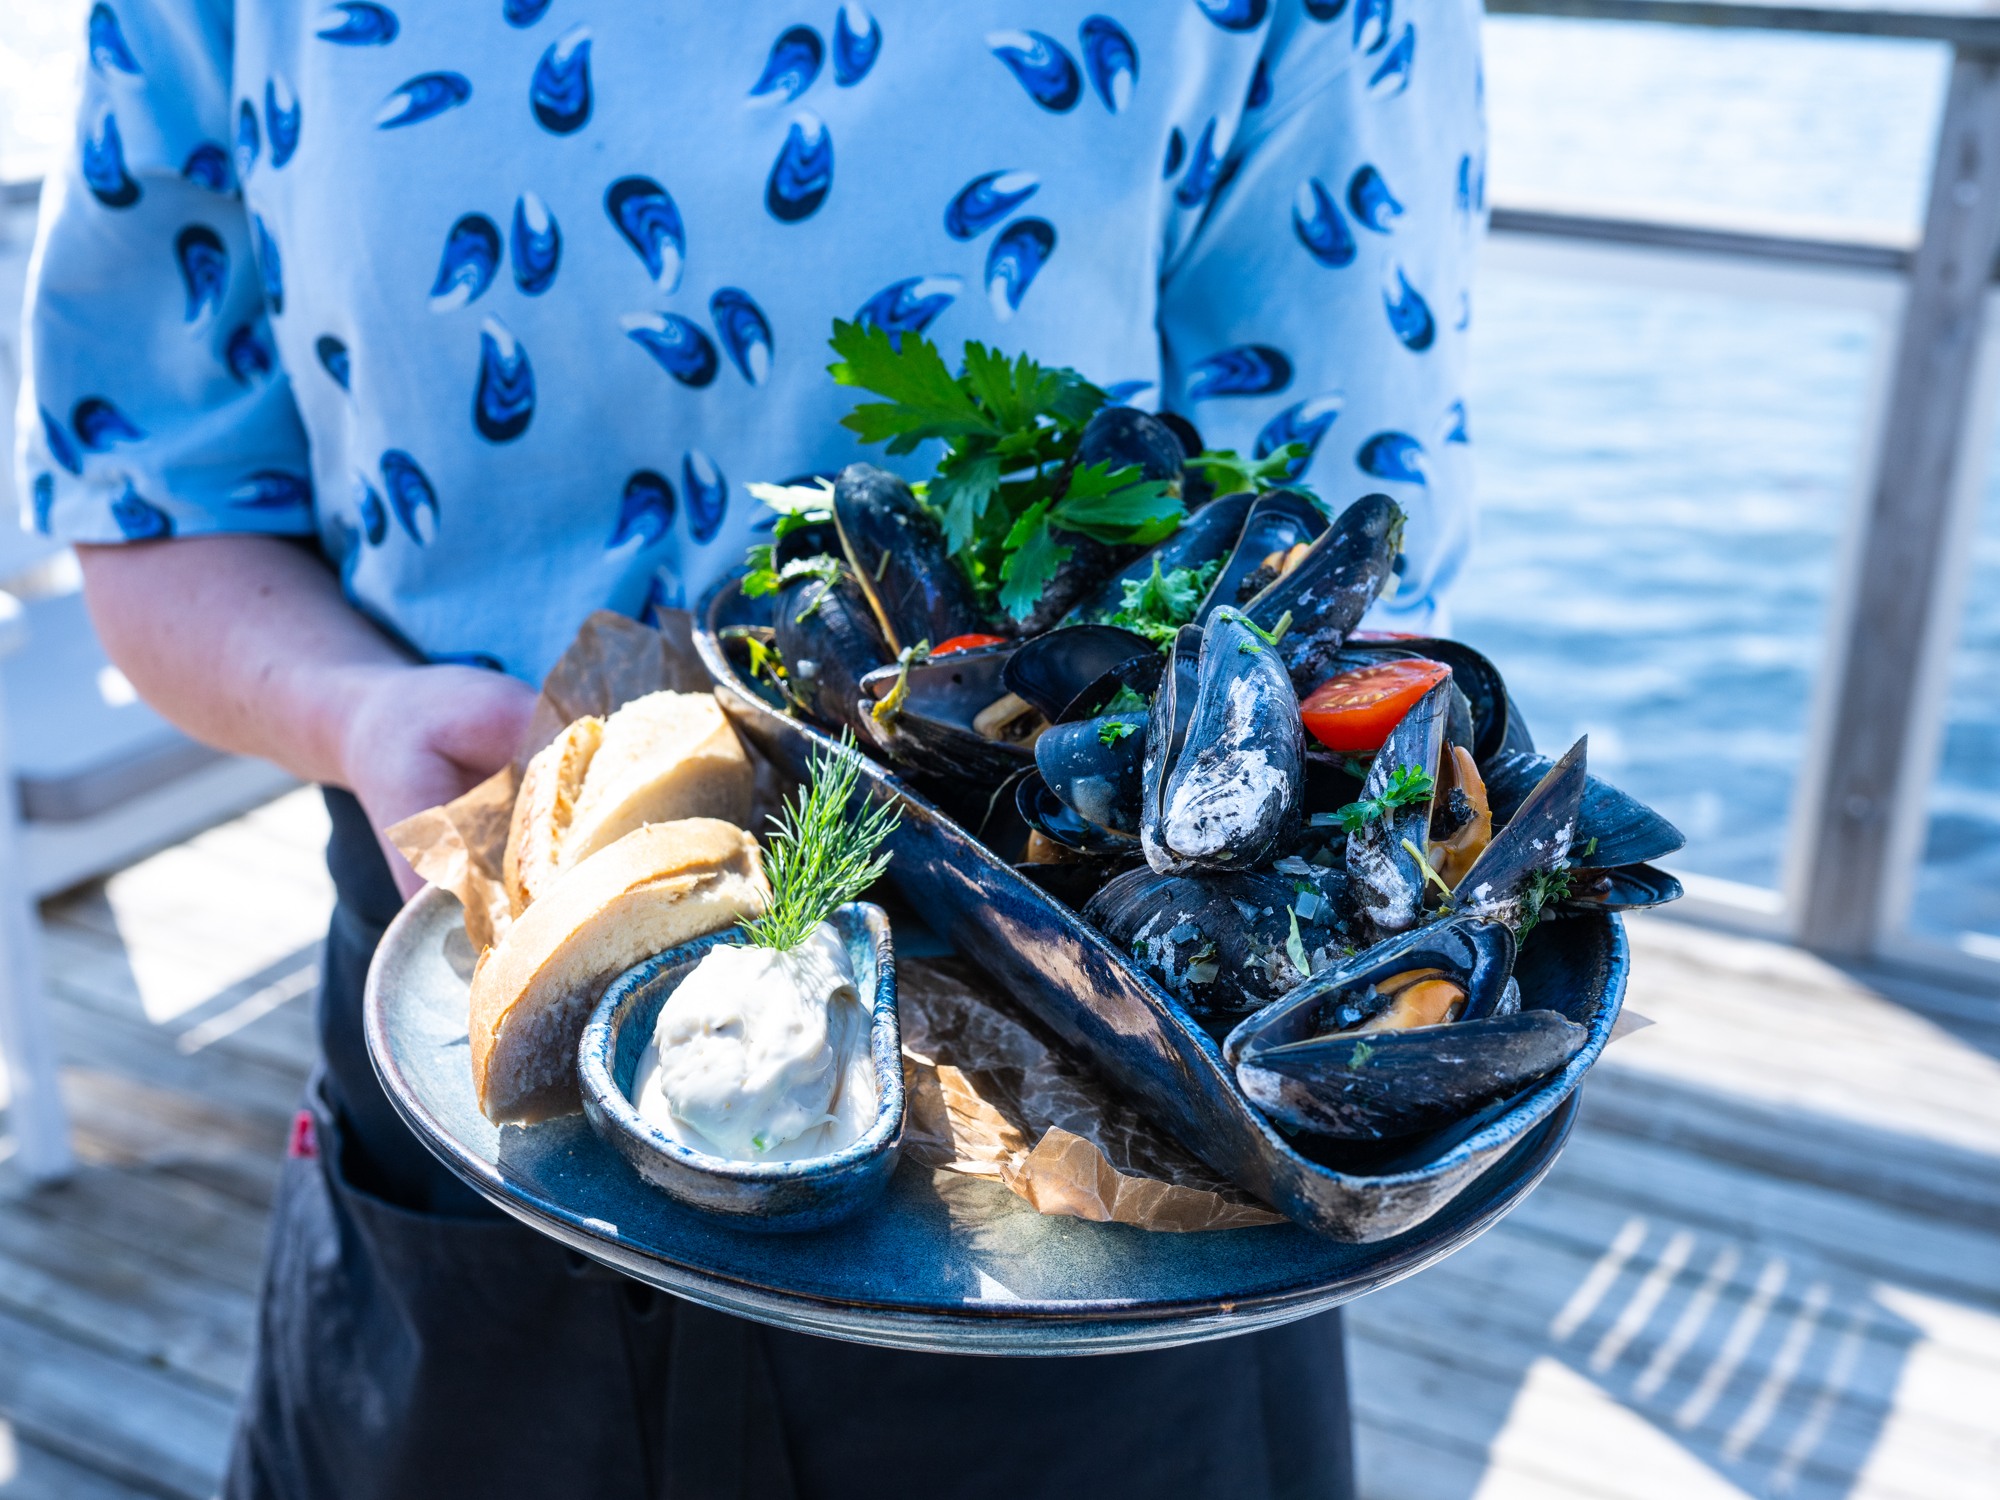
[[698, 572, 1630, 1243], [578, 904, 904, 1233], [364, 885, 1579, 1353]]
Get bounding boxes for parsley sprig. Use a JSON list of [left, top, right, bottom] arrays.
[[741, 734, 901, 953], [827, 321, 1184, 620], [742, 479, 838, 598], [1186, 442, 1318, 502], [1104, 557, 1220, 647], [1314, 765, 1437, 834]]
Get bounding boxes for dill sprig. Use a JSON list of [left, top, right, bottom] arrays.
[[741, 733, 901, 952]]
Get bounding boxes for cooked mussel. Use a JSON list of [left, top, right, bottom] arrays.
[[1013, 406, 1192, 635], [1141, 608, 1304, 874], [1345, 680, 1451, 938], [1226, 917, 1588, 1140], [1035, 713, 1147, 837], [1454, 738, 1589, 931], [856, 642, 1040, 783], [1245, 493, 1404, 693], [1563, 862, 1684, 911], [1002, 624, 1157, 722], [1066, 492, 1253, 626], [1337, 635, 1515, 764], [1016, 769, 1139, 855], [1479, 750, 1684, 870], [1084, 864, 1352, 1028], [772, 565, 893, 739], [1197, 490, 1329, 621], [832, 463, 989, 651]]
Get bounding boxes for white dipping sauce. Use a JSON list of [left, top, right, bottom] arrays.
[[629, 924, 876, 1161]]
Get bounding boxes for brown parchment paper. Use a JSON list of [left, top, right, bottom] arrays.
[[387, 609, 1282, 1233]]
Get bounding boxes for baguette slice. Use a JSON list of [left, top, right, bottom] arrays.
[[469, 818, 769, 1124], [504, 716, 605, 915]]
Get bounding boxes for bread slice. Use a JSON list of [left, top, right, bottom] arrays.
[[500, 691, 755, 917], [504, 716, 604, 915], [469, 818, 769, 1124]]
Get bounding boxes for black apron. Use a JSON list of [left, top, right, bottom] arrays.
[[224, 789, 1356, 1500]]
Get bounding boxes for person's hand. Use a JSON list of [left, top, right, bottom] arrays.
[[335, 663, 538, 898]]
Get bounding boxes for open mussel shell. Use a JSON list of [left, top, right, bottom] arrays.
[[1036, 714, 1146, 837], [1141, 608, 1304, 874], [1338, 635, 1514, 765], [1075, 404, 1188, 485], [1084, 865, 1352, 1029], [1227, 917, 1587, 1141], [832, 463, 989, 652], [1245, 493, 1404, 693], [1065, 492, 1253, 627], [1002, 623, 1156, 722], [772, 568, 892, 740], [1016, 769, 1139, 855], [1480, 750, 1684, 869], [1345, 680, 1451, 939], [1564, 862, 1683, 911], [1456, 738, 1589, 930], [856, 643, 1039, 783], [1197, 490, 1329, 622]]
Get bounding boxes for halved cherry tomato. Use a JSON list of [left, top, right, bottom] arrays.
[[1300, 658, 1451, 752], [1347, 630, 1428, 643], [931, 633, 1008, 657]]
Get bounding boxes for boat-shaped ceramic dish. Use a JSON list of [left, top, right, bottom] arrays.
[[578, 903, 902, 1233], [697, 574, 1628, 1242]]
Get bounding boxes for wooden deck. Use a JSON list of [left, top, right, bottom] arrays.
[[0, 790, 1994, 1499]]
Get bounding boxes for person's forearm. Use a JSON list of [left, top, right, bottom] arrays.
[[76, 535, 407, 788]]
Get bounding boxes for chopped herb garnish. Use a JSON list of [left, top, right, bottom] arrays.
[[741, 733, 901, 953], [1518, 864, 1574, 938], [869, 640, 931, 724], [1097, 718, 1138, 746], [1401, 837, 1456, 904], [1347, 1040, 1375, 1068], [1317, 765, 1437, 833], [1101, 682, 1150, 715], [1105, 556, 1220, 647], [1285, 908, 1312, 976]]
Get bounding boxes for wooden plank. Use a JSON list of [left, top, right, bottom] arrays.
[[8, 1166, 275, 1295], [0, 1303, 234, 1500], [1487, 0, 2000, 46], [0, 1193, 254, 1394], [1796, 49, 2000, 956]]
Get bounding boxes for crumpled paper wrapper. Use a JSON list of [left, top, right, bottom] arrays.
[[898, 957, 1284, 1231], [386, 609, 1281, 1233]]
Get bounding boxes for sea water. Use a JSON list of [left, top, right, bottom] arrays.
[[2, 12, 1992, 948]]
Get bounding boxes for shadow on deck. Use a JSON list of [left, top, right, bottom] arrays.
[[0, 791, 1994, 1500]]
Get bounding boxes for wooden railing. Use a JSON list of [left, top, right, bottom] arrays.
[[1484, 0, 2000, 981]]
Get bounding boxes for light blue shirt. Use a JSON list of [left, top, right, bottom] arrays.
[[19, 0, 1484, 682]]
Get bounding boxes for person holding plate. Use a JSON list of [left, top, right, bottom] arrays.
[[19, 3, 1483, 1496]]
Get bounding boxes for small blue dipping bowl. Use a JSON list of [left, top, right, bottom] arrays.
[[577, 903, 904, 1233]]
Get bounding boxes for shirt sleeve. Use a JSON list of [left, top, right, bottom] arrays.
[[14, 0, 312, 546], [1157, 0, 1486, 628]]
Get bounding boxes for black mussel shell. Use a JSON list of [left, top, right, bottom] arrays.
[[1002, 624, 1156, 722], [773, 567, 892, 739], [1155, 411, 1205, 468], [1456, 738, 1589, 930], [1345, 680, 1450, 939], [1056, 651, 1166, 723], [1084, 865, 1351, 1028], [1196, 490, 1329, 622], [1036, 714, 1147, 836], [832, 463, 989, 651], [1141, 608, 1304, 874], [1074, 404, 1188, 486], [1480, 750, 1684, 870], [775, 517, 840, 567], [1245, 494, 1404, 693], [857, 643, 1038, 784], [1065, 492, 1254, 627], [1227, 917, 1585, 1140], [1564, 862, 1683, 911], [1014, 535, 1151, 638], [1016, 769, 1139, 855]]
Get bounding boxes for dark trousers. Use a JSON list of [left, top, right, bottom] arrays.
[[224, 789, 1357, 1500]]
